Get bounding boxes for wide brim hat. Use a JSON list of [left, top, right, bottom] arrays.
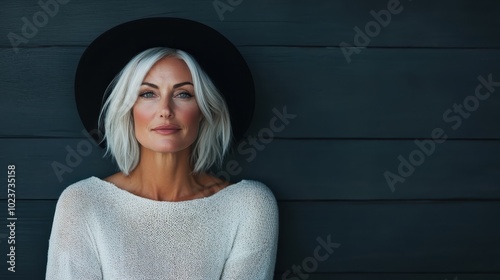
[[75, 17, 255, 148]]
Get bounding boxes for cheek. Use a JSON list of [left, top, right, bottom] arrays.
[[180, 104, 202, 128], [132, 103, 155, 131]]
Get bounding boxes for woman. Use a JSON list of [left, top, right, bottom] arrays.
[[46, 18, 279, 280]]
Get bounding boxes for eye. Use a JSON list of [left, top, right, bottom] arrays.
[[139, 91, 156, 98], [176, 91, 193, 99]]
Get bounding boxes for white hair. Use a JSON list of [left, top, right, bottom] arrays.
[[98, 47, 232, 175]]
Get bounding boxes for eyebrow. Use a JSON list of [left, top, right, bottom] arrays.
[[141, 81, 193, 89]]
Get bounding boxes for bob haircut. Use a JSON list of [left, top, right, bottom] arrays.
[[98, 47, 232, 175]]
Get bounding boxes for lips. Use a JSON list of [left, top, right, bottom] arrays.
[[152, 124, 181, 135]]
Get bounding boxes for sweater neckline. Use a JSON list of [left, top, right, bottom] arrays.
[[91, 176, 245, 205]]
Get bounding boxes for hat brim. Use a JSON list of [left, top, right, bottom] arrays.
[[75, 17, 255, 148]]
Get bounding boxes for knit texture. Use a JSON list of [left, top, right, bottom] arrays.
[[46, 176, 279, 279]]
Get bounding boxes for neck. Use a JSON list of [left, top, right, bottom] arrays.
[[126, 146, 206, 201]]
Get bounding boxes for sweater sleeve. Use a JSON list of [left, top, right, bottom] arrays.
[[220, 181, 279, 280], [46, 184, 102, 280]]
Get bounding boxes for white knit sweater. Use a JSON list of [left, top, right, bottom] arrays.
[[45, 176, 279, 279]]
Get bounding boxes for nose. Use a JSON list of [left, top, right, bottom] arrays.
[[159, 96, 174, 119]]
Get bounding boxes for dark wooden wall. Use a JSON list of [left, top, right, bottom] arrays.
[[1, 0, 500, 279]]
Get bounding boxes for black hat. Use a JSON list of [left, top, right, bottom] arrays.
[[75, 17, 255, 148]]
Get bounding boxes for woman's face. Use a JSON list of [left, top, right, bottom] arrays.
[[132, 56, 203, 154]]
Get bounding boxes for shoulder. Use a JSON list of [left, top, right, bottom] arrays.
[[59, 176, 98, 196], [234, 180, 276, 201], [229, 180, 279, 236], [231, 180, 279, 214], [56, 177, 102, 208]]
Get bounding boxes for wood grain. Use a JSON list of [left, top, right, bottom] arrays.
[[0, 200, 499, 279], [1, 138, 499, 200], [1, 0, 499, 277], [1, 0, 500, 47], [1, 47, 499, 138]]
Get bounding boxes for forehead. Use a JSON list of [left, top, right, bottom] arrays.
[[143, 56, 192, 82]]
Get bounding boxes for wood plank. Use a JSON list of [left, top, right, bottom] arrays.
[[276, 201, 500, 273], [0, 200, 499, 279], [245, 47, 500, 139], [1, 47, 500, 138], [1, 0, 500, 47], [275, 275, 500, 280], [1, 138, 499, 200]]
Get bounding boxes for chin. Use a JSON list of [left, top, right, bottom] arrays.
[[143, 142, 192, 154]]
